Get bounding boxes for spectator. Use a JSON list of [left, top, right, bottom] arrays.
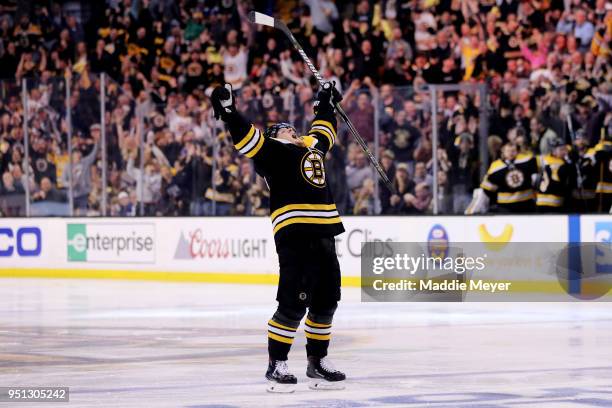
[[222, 43, 248, 91], [116, 191, 135, 216], [60, 132, 99, 214], [346, 149, 373, 192], [386, 109, 421, 169], [126, 151, 162, 216], [448, 133, 479, 213], [378, 149, 397, 214], [413, 161, 432, 187], [65, 15, 84, 44], [404, 182, 432, 214], [1, 171, 24, 194], [574, 9, 595, 51], [204, 149, 237, 215], [384, 163, 415, 214], [31, 176, 65, 202], [353, 178, 378, 215], [386, 26, 413, 62], [304, 0, 338, 34], [344, 79, 376, 143], [532, 118, 559, 156]]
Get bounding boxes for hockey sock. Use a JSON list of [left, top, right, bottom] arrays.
[[268, 311, 300, 360], [304, 313, 332, 358]]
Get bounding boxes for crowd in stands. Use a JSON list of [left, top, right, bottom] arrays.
[[0, 0, 610, 216]]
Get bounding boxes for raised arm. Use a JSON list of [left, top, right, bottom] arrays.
[[303, 82, 341, 154], [211, 84, 269, 160], [81, 139, 99, 167], [126, 152, 139, 179]]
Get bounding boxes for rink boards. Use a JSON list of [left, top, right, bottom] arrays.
[[0, 215, 610, 289]]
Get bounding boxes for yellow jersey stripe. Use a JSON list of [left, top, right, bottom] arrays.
[[498, 189, 535, 203], [273, 216, 342, 235], [536, 201, 563, 207], [537, 194, 563, 200], [536, 193, 564, 206], [312, 120, 336, 138], [486, 160, 506, 175], [245, 132, 265, 158], [268, 319, 297, 332], [305, 332, 331, 341], [270, 203, 337, 221], [272, 210, 339, 229], [480, 179, 497, 192], [596, 182, 612, 193], [268, 332, 294, 344], [235, 125, 256, 150], [305, 318, 332, 328]]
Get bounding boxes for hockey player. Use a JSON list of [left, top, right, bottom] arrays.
[[211, 82, 346, 392], [535, 139, 575, 212], [584, 132, 612, 212], [570, 130, 598, 212], [480, 143, 538, 213]]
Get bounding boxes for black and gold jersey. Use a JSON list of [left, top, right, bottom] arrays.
[[480, 153, 537, 208], [585, 141, 612, 196], [535, 154, 574, 208], [225, 105, 344, 241]]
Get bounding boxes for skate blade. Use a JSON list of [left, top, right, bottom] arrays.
[[308, 379, 345, 390], [266, 381, 296, 393]]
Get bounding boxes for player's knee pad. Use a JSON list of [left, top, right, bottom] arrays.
[[274, 304, 307, 325], [307, 303, 337, 325]]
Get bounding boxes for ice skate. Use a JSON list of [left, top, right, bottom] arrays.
[[307, 356, 346, 390], [265, 359, 297, 393]]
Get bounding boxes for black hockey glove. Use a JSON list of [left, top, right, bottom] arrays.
[[211, 83, 236, 120], [314, 81, 342, 114]]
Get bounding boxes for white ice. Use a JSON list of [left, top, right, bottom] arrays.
[[1, 279, 611, 408]]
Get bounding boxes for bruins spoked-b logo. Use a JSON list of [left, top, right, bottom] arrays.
[[301, 151, 326, 187], [505, 169, 524, 188]]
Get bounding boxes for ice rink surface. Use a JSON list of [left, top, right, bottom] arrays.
[[1, 279, 612, 408]]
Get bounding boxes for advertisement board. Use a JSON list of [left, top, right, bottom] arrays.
[[0, 215, 589, 285], [161, 217, 277, 274], [336, 216, 568, 276], [578, 215, 612, 274], [0, 219, 50, 267], [67, 222, 156, 264]]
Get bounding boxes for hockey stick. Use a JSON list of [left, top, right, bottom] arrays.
[[247, 11, 396, 194]]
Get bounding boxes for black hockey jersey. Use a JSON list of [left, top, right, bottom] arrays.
[[535, 154, 574, 208], [585, 141, 612, 196], [480, 153, 537, 210], [225, 104, 344, 241]]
